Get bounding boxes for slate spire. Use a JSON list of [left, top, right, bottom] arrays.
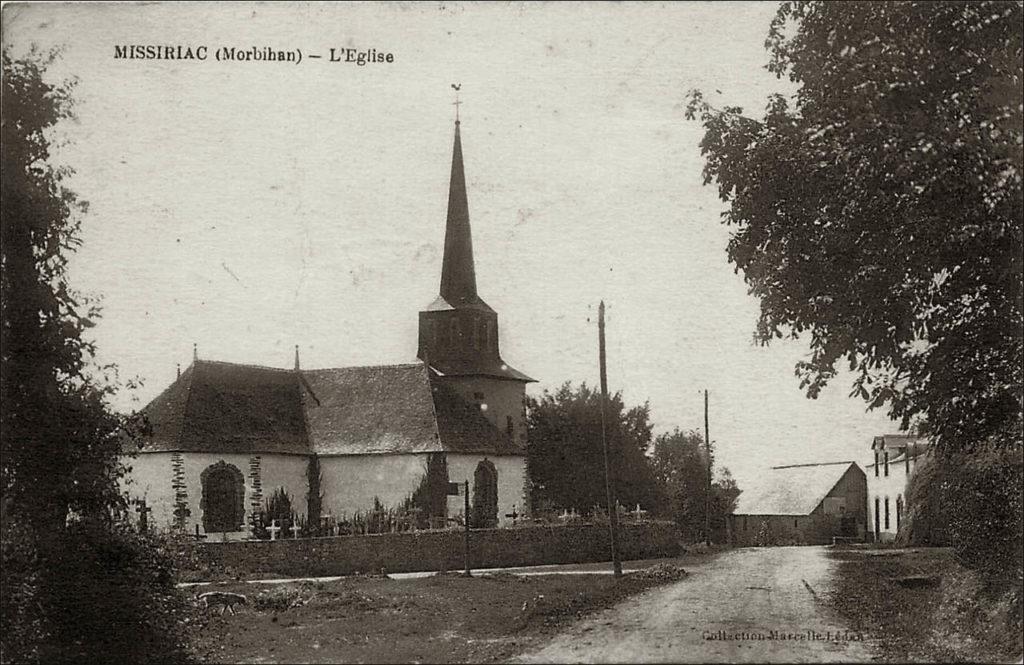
[[439, 120, 478, 305]]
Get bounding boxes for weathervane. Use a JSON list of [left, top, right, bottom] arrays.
[[451, 83, 462, 123]]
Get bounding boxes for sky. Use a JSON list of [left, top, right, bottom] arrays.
[[3, 2, 898, 489]]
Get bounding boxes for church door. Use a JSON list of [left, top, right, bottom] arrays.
[[471, 460, 498, 529], [201, 462, 245, 533]]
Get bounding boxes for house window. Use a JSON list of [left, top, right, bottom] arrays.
[[874, 497, 880, 538], [896, 495, 903, 529], [884, 497, 890, 530], [884, 451, 889, 476], [874, 451, 879, 477]]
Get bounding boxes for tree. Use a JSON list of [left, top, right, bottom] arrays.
[[649, 428, 741, 542], [526, 382, 660, 516], [685, 1, 1022, 454], [1, 48, 190, 662]]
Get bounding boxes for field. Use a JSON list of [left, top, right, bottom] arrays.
[[186, 564, 691, 663]]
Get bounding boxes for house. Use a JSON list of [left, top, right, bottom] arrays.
[[866, 434, 930, 542], [730, 461, 867, 546], [122, 117, 536, 539]]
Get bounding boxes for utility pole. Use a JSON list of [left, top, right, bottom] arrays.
[[463, 479, 471, 577], [599, 301, 623, 577], [704, 389, 711, 547]]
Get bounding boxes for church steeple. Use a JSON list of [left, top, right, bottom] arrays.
[[417, 115, 533, 383], [439, 121, 479, 306]]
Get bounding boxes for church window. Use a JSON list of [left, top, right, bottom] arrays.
[[471, 460, 499, 528], [200, 461, 245, 533]]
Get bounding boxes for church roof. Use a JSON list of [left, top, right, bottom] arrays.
[[139, 360, 524, 456], [733, 461, 863, 516], [142, 360, 311, 455]]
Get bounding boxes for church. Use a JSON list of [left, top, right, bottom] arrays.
[[123, 118, 535, 538]]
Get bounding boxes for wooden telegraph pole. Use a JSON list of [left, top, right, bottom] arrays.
[[704, 389, 711, 547], [463, 479, 471, 577], [598, 301, 623, 577]]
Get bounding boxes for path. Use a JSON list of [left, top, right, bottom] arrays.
[[515, 546, 876, 663]]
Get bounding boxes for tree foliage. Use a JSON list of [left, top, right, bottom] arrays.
[[1, 48, 189, 662], [526, 382, 660, 515], [649, 428, 741, 543], [686, 1, 1023, 453]]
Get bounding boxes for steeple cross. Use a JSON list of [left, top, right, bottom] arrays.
[[451, 83, 462, 122]]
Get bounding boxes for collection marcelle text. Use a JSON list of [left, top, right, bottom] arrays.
[[113, 45, 394, 66]]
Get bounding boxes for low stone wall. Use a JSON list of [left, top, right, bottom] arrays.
[[185, 521, 679, 580]]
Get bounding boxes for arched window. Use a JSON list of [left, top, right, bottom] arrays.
[[471, 460, 499, 528], [200, 461, 245, 533]]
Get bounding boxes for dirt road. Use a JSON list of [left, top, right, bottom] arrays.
[[515, 546, 876, 663]]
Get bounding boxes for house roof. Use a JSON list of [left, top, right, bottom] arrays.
[[139, 359, 524, 457], [733, 461, 863, 516]]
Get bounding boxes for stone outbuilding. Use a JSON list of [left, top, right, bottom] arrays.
[[730, 461, 868, 546]]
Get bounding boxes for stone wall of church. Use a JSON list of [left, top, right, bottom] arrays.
[[122, 452, 309, 537], [446, 454, 527, 527], [318, 454, 432, 519], [441, 377, 527, 449]]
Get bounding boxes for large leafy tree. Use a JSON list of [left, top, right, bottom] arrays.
[[1, 48, 189, 663], [649, 428, 741, 543], [686, 1, 1022, 453], [526, 382, 660, 515]]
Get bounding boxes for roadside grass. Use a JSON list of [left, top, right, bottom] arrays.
[[827, 547, 1022, 663], [186, 562, 694, 663]]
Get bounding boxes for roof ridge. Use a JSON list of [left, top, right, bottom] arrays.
[[771, 461, 856, 469], [302, 362, 425, 372], [196, 359, 296, 373], [177, 362, 199, 448]]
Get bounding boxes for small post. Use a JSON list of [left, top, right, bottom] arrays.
[[294, 344, 300, 370], [193, 342, 198, 361], [463, 479, 471, 577], [599, 301, 623, 577]]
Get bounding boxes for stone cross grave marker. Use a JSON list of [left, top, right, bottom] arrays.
[[289, 523, 301, 539], [267, 519, 281, 541]]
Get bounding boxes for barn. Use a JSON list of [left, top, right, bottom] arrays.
[[730, 461, 867, 546]]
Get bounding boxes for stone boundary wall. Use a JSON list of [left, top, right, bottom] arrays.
[[187, 521, 679, 580]]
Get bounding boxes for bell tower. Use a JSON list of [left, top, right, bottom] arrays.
[[417, 119, 532, 383]]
